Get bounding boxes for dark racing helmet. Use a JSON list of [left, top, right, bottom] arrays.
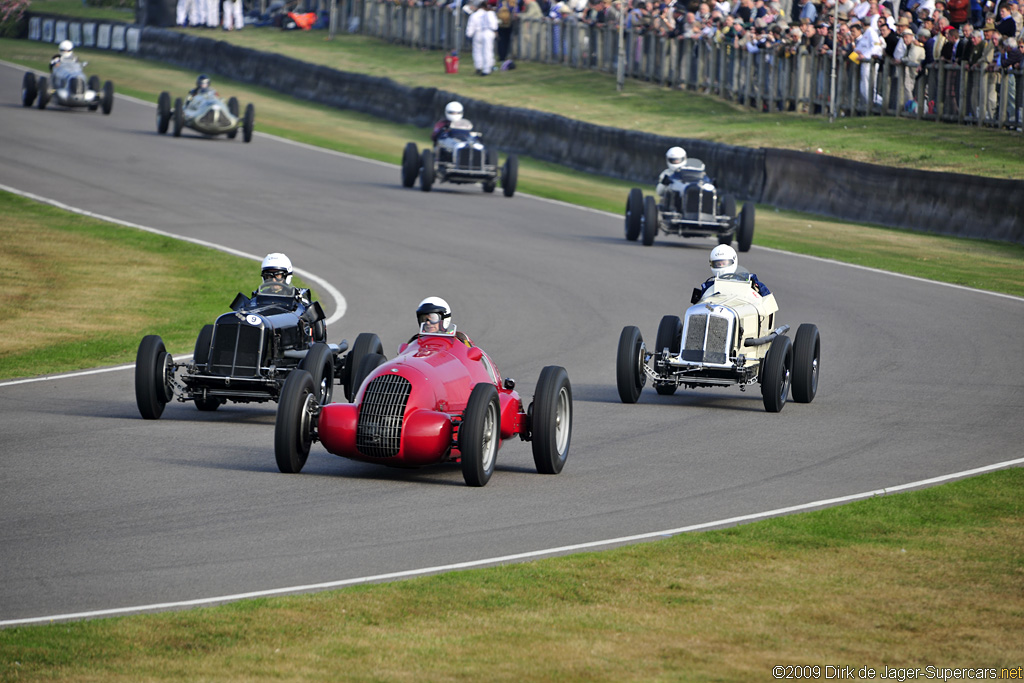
[[196, 74, 211, 90]]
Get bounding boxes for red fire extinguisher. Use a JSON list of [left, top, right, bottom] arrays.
[[444, 51, 459, 74]]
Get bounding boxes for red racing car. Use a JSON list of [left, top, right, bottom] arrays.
[[274, 328, 572, 486]]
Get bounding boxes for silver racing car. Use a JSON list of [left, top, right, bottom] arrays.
[[157, 88, 255, 142], [21, 62, 113, 114]]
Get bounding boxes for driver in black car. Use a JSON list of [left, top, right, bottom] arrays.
[[431, 101, 464, 143], [693, 244, 771, 302]]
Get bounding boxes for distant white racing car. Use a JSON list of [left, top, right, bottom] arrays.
[[21, 62, 113, 115]]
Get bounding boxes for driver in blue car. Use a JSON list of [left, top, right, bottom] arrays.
[[49, 40, 81, 71], [693, 244, 771, 303], [416, 296, 473, 346], [431, 101, 464, 143], [655, 146, 688, 200]]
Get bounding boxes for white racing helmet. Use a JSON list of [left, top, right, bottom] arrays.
[[58, 40, 74, 58], [444, 101, 464, 122], [666, 146, 687, 172], [709, 244, 738, 277], [416, 296, 452, 332], [261, 252, 293, 284]]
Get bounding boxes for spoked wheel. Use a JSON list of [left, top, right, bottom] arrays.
[[461, 383, 500, 487], [157, 91, 171, 134], [420, 149, 434, 191], [615, 325, 646, 404], [401, 142, 420, 188], [242, 103, 255, 142], [654, 315, 682, 396], [275, 370, 318, 474], [737, 203, 755, 252], [227, 96, 240, 139], [172, 97, 184, 137], [625, 188, 643, 241], [21, 72, 37, 107], [135, 335, 174, 420], [101, 81, 114, 115], [501, 154, 518, 197], [531, 366, 572, 475], [344, 332, 384, 401], [299, 342, 335, 406], [641, 195, 658, 246], [791, 323, 820, 404], [761, 335, 793, 413], [36, 76, 49, 109]]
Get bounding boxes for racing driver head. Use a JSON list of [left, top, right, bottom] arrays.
[[666, 146, 687, 172], [261, 252, 293, 285], [709, 244, 738, 277], [416, 296, 452, 334], [444, 101, 464, 122]]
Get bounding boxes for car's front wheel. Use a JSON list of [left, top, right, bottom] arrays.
[[791, 323, 820, 403], [531, 366, 572, 475], [242, 103, 255, 143], [625, 188, 643, 241], [101, 80, 114, 115], [22, 72, 37, 107], [654, 315, 682, 396], [501, 154, 518, 197], [401, 142, 420, 188], [172, 97, 184, 137], [275, 370, 318, 474], [616, 326, 646, 404], [135, 335, 173, 420], [420, 149, 434, 191], [761, 334, 792, 413], [461, 383, 500, 486], [344, 332, 384, 401], [157, 91, 171, 134], [36, 76, 49, 109], [642, 195, 659, 246]]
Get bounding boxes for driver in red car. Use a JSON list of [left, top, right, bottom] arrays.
[[416, 296, 472, 346]]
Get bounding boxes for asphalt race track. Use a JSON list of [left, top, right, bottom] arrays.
[[1, 62, 1022, 624]]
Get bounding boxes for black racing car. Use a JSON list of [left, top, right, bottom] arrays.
[[135, 282, 383, 419], [401, 119, 518, 197]]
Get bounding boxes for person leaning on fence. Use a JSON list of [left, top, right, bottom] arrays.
[[1001, 37, 1021, 127]]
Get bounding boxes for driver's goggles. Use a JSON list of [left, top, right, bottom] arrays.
[[263, 270, 287, 281], [418, 313, 442, 324], [711, 259, 734, 268]]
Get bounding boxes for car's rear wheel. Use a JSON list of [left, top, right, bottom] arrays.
[[761, 334, 792, 413], [275, 370, 317, 474], [242, 103, 255, 142], [737, 203, 755, 252], [642, 195, 658, 246], [344, 332, 384, 401], [350, 352, 386, 402], [420, 149, 435, 191], [401, 142, 420, 188], [101, 81, 114, 115], [36, 76, 49, 109], [226, 96, 239, 139], [173, 97, 184, 137], [299, 342, 335, 406], [616, 325, 646, 404], [461, 383, 500, 487], [501, 154, 518, 197], [22, 72, 37, 107], [654, 315, 682, 396], [791, 323, 820, 404], [135, 335, 173, 420], [531, 366, 572, 475], [625, 188, 643, 241], [157, 91, 171, 134]]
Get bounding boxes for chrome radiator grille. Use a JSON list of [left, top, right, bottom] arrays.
[[685, 187, 715, 215], [69, 77, 85, 94], [682, 313, 730, 364], [455, 147, 483, 169], [199, 109, 227, 126], [209, 322, 262, 376], [356, 374, 411, 458]]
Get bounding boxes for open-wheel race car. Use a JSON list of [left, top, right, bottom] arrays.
[[157, 88, 254, 142], [21, 63, 113, 114], [135, 282, 383, 419], [625, 158, 754, 250], [616, 273, 820, 412], [274, 327, 572, 486], [401, 120, 518, 197]]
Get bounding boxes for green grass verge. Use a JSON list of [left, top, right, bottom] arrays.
[[2, 468, 1021, 679]]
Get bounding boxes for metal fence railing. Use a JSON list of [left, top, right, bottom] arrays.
[[344, 0, 1023, 129]]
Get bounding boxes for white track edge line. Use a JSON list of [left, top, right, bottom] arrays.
[[3, 456, 1021, 627]]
